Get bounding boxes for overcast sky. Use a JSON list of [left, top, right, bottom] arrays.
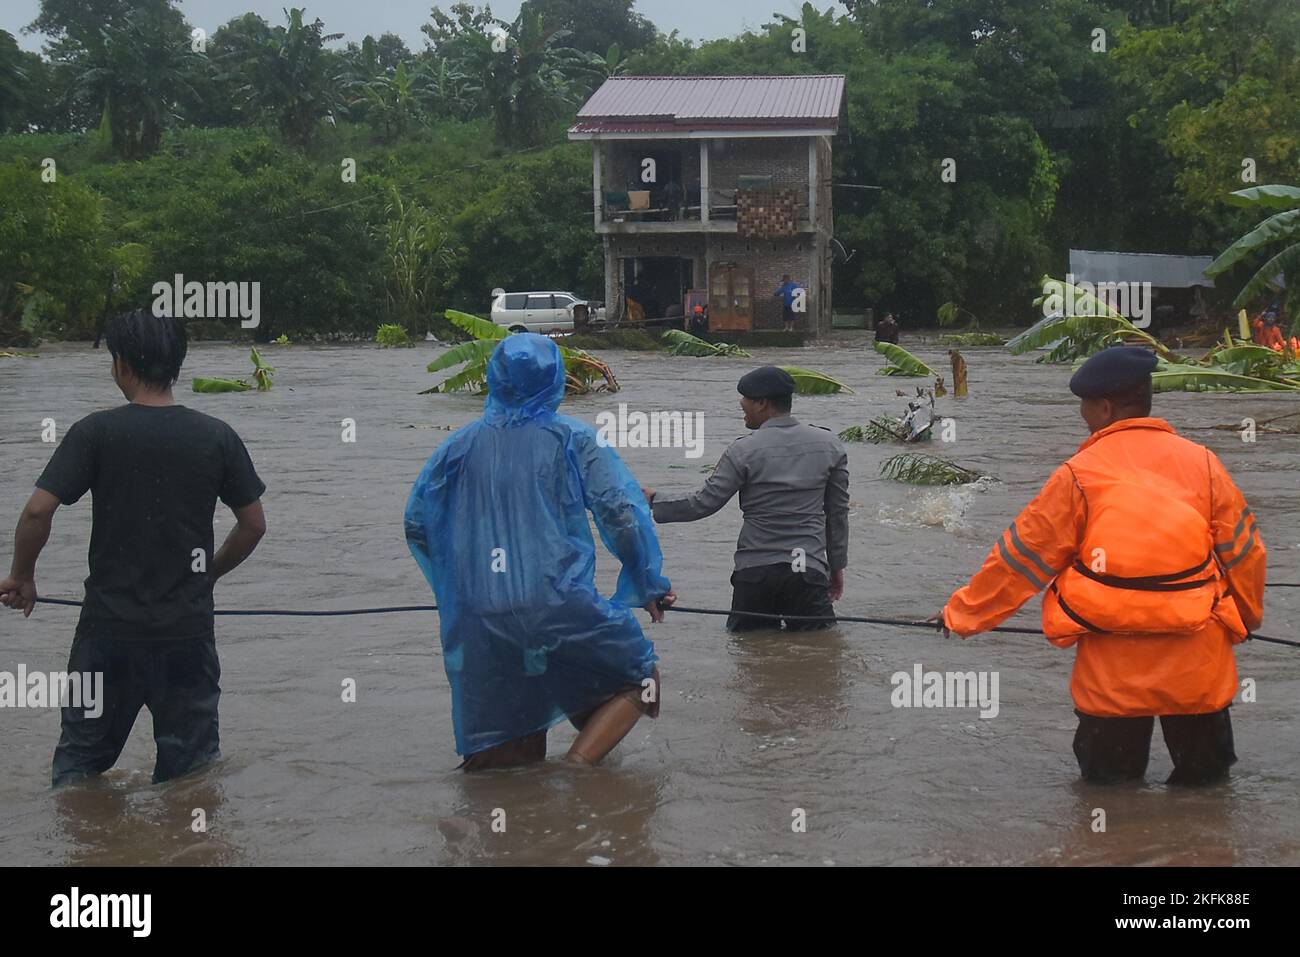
[[3, 0, 821, 52]]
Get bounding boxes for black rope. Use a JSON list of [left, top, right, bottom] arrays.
[[30, 596, 1299, 647]]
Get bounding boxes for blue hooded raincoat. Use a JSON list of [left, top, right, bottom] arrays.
[[405, 334, 670, 756]]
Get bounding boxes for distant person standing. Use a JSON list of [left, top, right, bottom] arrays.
[[875, 312, 900, 344], [775, 275, 805, 332], [688, 303, 709, 336], [0, 309, 267, 786]]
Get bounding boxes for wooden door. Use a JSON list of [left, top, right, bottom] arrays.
[[708, 263, 753, 332]]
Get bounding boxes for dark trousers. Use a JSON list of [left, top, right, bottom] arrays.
[[727, 563, 835, 632], [1072, 707, 1237, 786], [52, 635, 222, 787]]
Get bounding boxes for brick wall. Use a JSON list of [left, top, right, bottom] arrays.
[[708, 138, 807, 192]]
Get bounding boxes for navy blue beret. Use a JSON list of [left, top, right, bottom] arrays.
[[1069, 346, 1158, 399], [738, 365, 796, 399]]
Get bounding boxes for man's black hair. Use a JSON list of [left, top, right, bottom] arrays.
[[105, 309, 188, 390], [1112, 378, 1153, 417]]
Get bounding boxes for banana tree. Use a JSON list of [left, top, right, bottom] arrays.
[[1009, 276, 1168, 363], [424, 310, 618, 395], [1205, 185, 1300, 332]]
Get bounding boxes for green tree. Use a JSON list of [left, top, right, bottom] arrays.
[[428, 4, 592, 146], [0, 31, 26, 132], [65, 0, 195, 158], [0, 160, 111, 344], [223, 7, 344, 147], [520, 0, 657, 56]]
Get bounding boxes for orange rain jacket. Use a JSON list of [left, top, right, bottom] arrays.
[[944, 418, 1266, 718]]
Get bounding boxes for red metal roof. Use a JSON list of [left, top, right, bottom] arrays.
[[572, 75, 845, 132]]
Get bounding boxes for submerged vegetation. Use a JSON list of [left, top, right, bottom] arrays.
[[661, 329, 751, 357], [376, 323, 414, 347], [881, 452, 988, 486], [874, 341, 937, 377], [423, 310, 618, 395], [1014, 277, 1300, 392], [192, 346, 275, 393], [781, 366, 855, 395]]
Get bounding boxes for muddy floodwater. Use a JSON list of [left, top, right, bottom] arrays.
[[2, 335, 1298, 866]]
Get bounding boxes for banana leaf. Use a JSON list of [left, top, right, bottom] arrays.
[[193, 377, 252, 393], [1224, 185, 1300, 210], [873, 341, 937, 377], [445, 308, 507, 341], [780, 365, 856, 395], [1152, 367, 1300, 393], [1231, 241, 1300, 309], [424, 339, 496, 393], [660, 329, 751, 357], [1206, 344, 1284, 377], [0, 351, 37, 358], [250, 346, 274, 391], [1205, 209, 1300, 277], [426, 338, 497, 374]]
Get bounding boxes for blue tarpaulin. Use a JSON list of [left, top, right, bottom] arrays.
[[405, 334, 670, 756]]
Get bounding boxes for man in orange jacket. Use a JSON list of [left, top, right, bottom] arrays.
[[935, 346, 1266, 785]]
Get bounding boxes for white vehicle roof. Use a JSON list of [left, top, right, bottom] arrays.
[[497, 290, 580, 297]]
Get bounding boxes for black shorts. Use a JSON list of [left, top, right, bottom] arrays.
[[52, 634, 222, 787], [1072, 707, 1237, 786], [727, 563, 835, 632]]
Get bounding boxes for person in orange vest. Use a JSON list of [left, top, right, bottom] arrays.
[[1261, 316, 1285, 351], [933, 346, 1266, 785]]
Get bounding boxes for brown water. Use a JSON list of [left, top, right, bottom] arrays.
[[2, 336, 1298, 866]]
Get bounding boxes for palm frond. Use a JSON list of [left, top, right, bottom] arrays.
[[880, 452, 987, 486]]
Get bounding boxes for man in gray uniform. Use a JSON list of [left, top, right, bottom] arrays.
[[644, 366, 850, 631]]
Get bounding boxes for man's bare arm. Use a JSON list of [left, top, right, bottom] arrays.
[[0, 489, 61, 616], [212, 500, 267, 581]]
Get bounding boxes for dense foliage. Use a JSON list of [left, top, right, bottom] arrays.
[[1, 0, 1298, 344]]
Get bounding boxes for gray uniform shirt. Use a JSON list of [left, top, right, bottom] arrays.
[[652, 415, 850, 575]]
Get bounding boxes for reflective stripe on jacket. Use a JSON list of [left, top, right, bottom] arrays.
[[943, 418, 1267, 717]]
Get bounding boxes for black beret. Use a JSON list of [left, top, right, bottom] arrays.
[[738, 365, 796, 399], [1069, 346, 1158, 399]]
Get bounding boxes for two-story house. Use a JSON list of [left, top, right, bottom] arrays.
[[568, 74, 846, 337]]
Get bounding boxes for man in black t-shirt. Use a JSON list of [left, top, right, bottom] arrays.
[[0, 310, 267, 786]]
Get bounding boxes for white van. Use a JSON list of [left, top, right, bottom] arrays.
[[489, 290, 604, 332]]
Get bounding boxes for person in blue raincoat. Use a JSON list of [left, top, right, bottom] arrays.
[[405, 334, 676, 770]]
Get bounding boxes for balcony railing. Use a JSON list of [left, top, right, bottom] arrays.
[[598, 186, 811, 234]]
